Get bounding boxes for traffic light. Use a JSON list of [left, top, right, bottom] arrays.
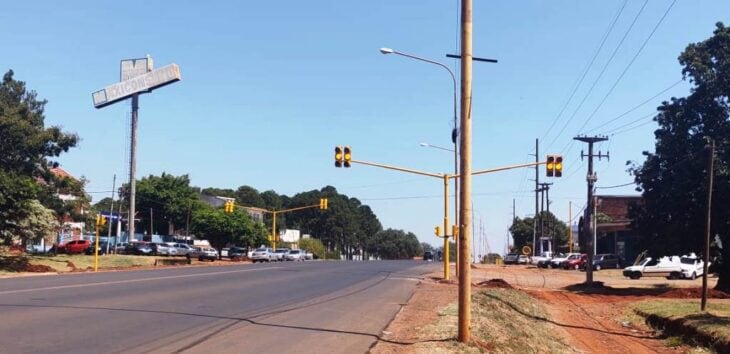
[[343, 146, 351, 168], [334, 146, 343, 168], [555, 155, 563, 177], [452, 225, 459, 238], [224, 200, 234, 214], [434, 226, 441, 237], [546, 155, 555, 177], [319, 198, 328, 210]]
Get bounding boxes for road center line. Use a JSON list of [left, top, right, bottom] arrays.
[[0, 267, 281, 296]]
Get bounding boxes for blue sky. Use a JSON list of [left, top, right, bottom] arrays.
[[3, 1, 729, 254]]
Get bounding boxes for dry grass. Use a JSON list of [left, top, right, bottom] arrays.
[[632, 299, 730, 342], [0, 254, 156, 274], [419, 288, 578, 353]]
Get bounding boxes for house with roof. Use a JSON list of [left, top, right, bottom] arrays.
[[594, 195, 644, 264]]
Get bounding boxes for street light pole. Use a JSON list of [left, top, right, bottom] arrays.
[[382, 47, 459, 275]]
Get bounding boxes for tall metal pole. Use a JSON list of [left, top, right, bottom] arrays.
[[106, 174, 116, 254], [443, 175, 450, 280], [533, 139, 539, 256], [458, 0, 473, 343], [128, 94, 139, 242], [702, 139, 714, 311], [569, 201, 573, 253]]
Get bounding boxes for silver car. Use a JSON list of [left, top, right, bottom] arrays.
[[251, 247, 274, 263], [171, 243, 194, 256], [285, 249, 303, 261], [273, 248, 289, 262]]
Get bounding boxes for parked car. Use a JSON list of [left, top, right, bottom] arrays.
[[550, 253, 579, 269], [582, 253, 622, 271], [226, 247, 248, 258], [62, 240, 92, 254], [114, 243, 128, 254], [124, 242, 153, 256], [303, 250, 313, 260], [150, 242, 176, 256], [423, 251, 434, 262], [562, 254, 587, 270], [273, 248, 290, 262], [504, 253, 520, 265], [85, 242, 111, 255], [170, 243, 194, 256], [623, 257, 682, 280], [531, 252, 554, 266], [251, 247, 274, 263], [285, 249, 304, 261], [679, 254, 708, 280], [192, 247, 218, 261], [220, 248, 230, 258], [518, 255, 530, 264]]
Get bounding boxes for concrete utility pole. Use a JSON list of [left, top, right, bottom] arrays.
[[538, 182, 552, 252], [574, 135, 608, 285], [106, 174, 116, 254], [702, 139, 715, 311], [458, 0, 473, 343]]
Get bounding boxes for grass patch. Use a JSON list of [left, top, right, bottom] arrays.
[[632, 299, 730, 352], [421, 288, 577, 353], [1, 254, 156, 273]]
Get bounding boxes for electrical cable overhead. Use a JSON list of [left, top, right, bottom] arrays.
[[540, 0, 629, 142], [574, 0, 678, 135], [600, 111, 656, 135], [547, 0, 650, 153]]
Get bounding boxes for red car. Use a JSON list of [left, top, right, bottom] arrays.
[[562, 254, 587, 270], [61, 240, 91, 254]]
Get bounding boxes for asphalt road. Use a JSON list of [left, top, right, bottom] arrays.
[[0, 260, 438, 353]]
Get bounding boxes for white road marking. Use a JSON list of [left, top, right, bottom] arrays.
[[0, 267, 281, 295]]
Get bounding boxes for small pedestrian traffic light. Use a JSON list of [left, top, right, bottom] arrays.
[[546, 155, 555, 177], [452, 225, 459, 238], [334, 146, 343, 168], [343, 146, 352, 168], [434, 226, 441, 237], [319, 198, 328, 210], [555, 155, 563, 177]]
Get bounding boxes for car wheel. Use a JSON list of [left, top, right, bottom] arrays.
[[630, 272, 640, 280], [574, 264, 580, 270], [690, 272, 697, 280], [595, 265, 601, 271]]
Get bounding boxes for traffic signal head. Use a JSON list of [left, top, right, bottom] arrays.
[[555, 155, 563, 177], [224, 200, 234, 214], [434, 226, 441, 237], [452, 225, 459, 238], [334, 146, 343, 168], [546, 155, 555, 177], [343, 146, 351, 168], [96, 215, 106, 226], [319, 198, 328, 210]]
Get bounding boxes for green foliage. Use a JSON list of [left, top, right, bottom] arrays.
[[510, 212, 568, 250], [15, 200, 59, 247], [0, 70, 78, 240], [121, 173, 201, 235], [190, 204, 267, 252], [629, 23, 730, 291], [298, 237, 325, 259], [371, 229, 421, 259]]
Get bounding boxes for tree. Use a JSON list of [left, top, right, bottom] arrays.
[[630, 23, 730, 291], [371, 229, 421, 259], [190, 204, 267, 257], [0, 70, 78, 239], [121, 173, 201, 235], [299, 237, 326, 259], [15, 200, 59, 248], [509, 212, 568, 251]]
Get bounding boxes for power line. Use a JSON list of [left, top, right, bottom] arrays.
[[540, 0, 629, 142], [596, 181, 635, 189], [603, 113, 656, 136], [547, 0, 649, 153], [575, 0, 678, 135]]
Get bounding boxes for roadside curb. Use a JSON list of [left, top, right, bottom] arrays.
[[634, 308, 730, 353]]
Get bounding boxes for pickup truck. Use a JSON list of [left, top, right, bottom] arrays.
[[623, 257, 682, 280], [679, 255, 709, 280]]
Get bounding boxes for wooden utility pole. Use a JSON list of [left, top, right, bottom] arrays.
[[458, 0, 473, 343], [702, 139, 715, 311], [569, 201, 573, 253]]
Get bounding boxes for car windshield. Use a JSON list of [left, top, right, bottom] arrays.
[[275, 250, 287, 253], [680, 257, 697, 265], [290, 250, 300, 254], [567, 255, 579, 260], [255, 248, 267, 252]]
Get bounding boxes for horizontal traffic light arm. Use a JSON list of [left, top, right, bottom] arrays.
[[471, 161, 548, 177], [263, 203, 324, 215], [350, 159, 443, 179]]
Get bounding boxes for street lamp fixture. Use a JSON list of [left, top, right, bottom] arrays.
[[420, 142, 455, 153]]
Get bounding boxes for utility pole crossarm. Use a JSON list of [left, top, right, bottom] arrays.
[[351, 159, 443, 179]]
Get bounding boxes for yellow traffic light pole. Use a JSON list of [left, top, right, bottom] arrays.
[[94, 214, 106, 272], [225, 199, 328, 250]]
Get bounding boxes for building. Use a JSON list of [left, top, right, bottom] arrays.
[[594, 195, 643, 264], [49, 167, 88, 243]]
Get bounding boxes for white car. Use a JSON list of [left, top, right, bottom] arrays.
[[549, 253, 580, 269], [251, 247, 274, 263], [272, 248, 290, 262], [285, 249, 304, 261], [623, 257, 682, 279], [531, 252, 554, 265], [679, 254, 709, 280]]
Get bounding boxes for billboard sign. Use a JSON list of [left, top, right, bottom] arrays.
[[93, 63, 181, 108], [120, 57, 153, 81]]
